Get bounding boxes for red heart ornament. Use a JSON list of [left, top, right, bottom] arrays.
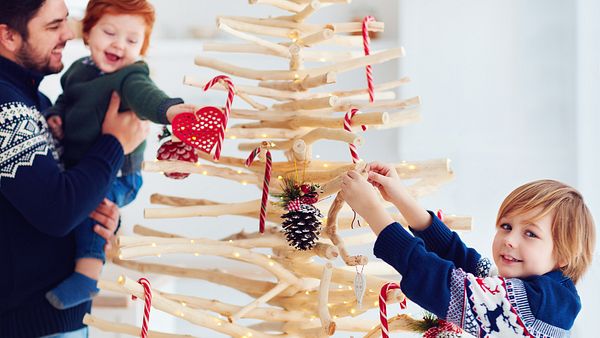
[[172, 106, 226, 155]]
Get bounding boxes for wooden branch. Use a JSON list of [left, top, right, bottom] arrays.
[[133, 224, 182, 238], [249, 0, 304, 13], [83, 314, 194, 338], [230, 282, 291, 322], [234, 111, 388, 130], [271, 95, 338, 111], [228, 127, 307, 140], [194, 48, 403, 81], [297, 26, 334, 46], [100, 277, 274, 338], [217, 19, 290, 57], [238, 128, 361, 152], [290, 0, 321, 22], [203, 42, 359, 62], [144, 199, 262, 219], [117, 242, 303, 288], [142, 160, 258, 185], [258, 72, 336, 91], [111, 258, 278, 298], [325, 192, 368, 266], [318, 161, 366, 199], [218, 16, 295, 39], [369, 108, 420, 130], [218, 15, 383, 35], [363, 314, 428, 337], [289, 44, 303, 70], [318, 263, 336, 336]]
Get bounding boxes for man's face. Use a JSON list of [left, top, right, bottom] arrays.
[[16, 0, 74, 74]]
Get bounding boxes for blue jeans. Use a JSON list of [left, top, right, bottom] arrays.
[[74, 172, 143, 261], [41, 327, 88, 338]]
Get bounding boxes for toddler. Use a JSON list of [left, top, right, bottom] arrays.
[[44, 0, 195, 309], [341, 162, 595, 337]]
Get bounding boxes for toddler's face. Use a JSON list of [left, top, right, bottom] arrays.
[[492, 207, 560, 279], [85, 13, 145, 73]]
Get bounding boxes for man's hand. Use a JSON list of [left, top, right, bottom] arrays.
[[47, 115, 64, 140], [166, 103, 198, 123], [90, 198, 119, 256]]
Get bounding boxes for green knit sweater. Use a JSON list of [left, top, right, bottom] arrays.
[[47, 57, 183, 173]]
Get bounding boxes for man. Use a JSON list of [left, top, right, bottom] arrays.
[[0, 0, 149, 336]]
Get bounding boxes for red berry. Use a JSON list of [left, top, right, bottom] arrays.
[[300, 184, 310, 194], [156, 140, 198, 179]]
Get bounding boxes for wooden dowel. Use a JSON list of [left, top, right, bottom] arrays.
[[289, 44, 303, 70], [318, 263, 336, 336], [218, 17, 295, 39], [142, 160, 258, 184], [258, 72, 336, 91]]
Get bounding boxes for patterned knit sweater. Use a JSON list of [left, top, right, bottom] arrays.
[[0, 55, 124, 337], [374, 211, 580, 338]]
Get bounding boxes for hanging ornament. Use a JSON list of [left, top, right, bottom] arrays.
[[354, 265, 367, 308], [245, 145, 272, 233], [155, 126, 198, 179], [423, 314, 463, 338], [171, 75, 235, 161], [276, 178, 323, 250]]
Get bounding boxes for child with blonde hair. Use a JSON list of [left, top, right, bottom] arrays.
[[341, 162, 595, 337], [44, 0, 195, 309]]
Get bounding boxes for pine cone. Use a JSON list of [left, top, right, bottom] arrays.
[[281, 204, 322, 250], [156, 140, 198, 179]]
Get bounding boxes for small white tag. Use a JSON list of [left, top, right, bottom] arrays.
[[354, 271, 367, 309]]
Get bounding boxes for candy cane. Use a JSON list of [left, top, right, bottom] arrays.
[[362, 16, 376, 102], [379, 282, 406, 338], [203, 75, 236, 160], [344, 108, 367, 163], [131, 278, 152, 338], [245, 147, 272, 233]]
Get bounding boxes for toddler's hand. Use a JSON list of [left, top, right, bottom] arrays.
[[47, 115, 64, 140], [166, 103, 198, 123], [366, 161, 402, 202]]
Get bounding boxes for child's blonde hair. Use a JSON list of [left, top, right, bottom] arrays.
[[496, 180, 595, 283]]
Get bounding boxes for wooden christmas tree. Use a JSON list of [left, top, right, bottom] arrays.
[[85, 1, 472, 336]]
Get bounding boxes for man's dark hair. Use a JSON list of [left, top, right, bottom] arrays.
[[0, 0, 46, 40]]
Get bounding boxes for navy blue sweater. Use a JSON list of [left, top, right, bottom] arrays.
[[0, 55, 124, 337], [374, 212, 580, 337]]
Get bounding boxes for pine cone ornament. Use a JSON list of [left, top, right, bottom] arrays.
[[281, 204, 323, 250], [156, 140, 198, 179]]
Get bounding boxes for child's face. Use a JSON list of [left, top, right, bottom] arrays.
[[492, 207, 559, 279], [85, 13, 146, 73]]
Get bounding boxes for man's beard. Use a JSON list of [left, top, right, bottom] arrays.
[[16, 40, 64, 75]]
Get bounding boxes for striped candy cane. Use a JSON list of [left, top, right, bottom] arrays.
[[344, 108, 367, 163], [362, 16, 376, 102], [131, 278, 152, 338], [379, 282, 406, 338], [203, 75, 236, 160], [245, 146, 272, 233]]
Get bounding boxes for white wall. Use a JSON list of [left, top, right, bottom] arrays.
[[396, 0, 599, 336]]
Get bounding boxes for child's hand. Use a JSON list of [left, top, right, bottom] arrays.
[[166, 103, 198, 123], [366, 161, 402, 203], [341, 170, 394, 234], [47, 115, 64, 140]]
